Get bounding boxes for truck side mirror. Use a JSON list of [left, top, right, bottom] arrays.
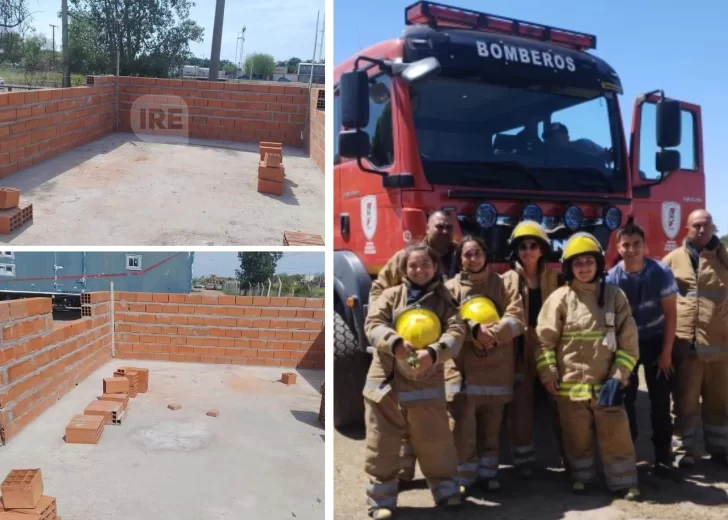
[[656, 149, 681, 173], [340, 70, 370, 129], [339, 129, 371, 159], [656, 99, 681, 148]]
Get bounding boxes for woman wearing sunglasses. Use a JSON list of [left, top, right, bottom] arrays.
[[501, 221, 561, 479], [444, 235, 525, 494]]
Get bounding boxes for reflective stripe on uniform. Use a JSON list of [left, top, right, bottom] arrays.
[[400, 443, 415, 456], [569, 457, 594, 470], [704, 424, 728, 448], [369, 325, 391, 348], [572, 470, 596, 482], [535, 350, 557, 370], [399, 387, 445, 403], [400, 457, 416, 468], [479, 456, 498, 467], [366, 480, 398, 495], [604, 460, 636, 475], [615, 349, 637, 372], [557, 382, 603, 399], [504, 317, 521, 336], [513, 444, 535, 454], [704, 424, 728, 435], [682, 427, 697, 447], [441, 334, 457, 350], [457, 462, 479, 473], [367, 495, 397, 509], [432, 480, 459, 501], [695, 345, 728, 354], [683, 288, 727, 301], [513, 453, 537, 465], [445, 383, 463, 395], [605, 474, 638, 488], [466, 385, 513, 397], [561, 330, 604, 341], [478, 467, 498, 478]]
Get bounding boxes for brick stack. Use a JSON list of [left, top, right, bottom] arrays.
[[0, 469, 60, 519], [63, 366, 148, 445], [0, 188, 32, 235], [257, 141, 285, 196], [282, 231, 325, 246]]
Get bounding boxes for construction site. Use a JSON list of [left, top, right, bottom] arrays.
[[0, 260, 325, 518], [0, 77, 326, 246]]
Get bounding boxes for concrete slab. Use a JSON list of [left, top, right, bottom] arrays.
[[0, 359, 325, 520], [0, 134, 324, 245]]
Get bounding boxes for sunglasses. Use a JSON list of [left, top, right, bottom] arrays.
[[518, 242, 540, 252]]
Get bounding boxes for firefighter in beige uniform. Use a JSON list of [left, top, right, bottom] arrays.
[[444, 235, 525, 492], [535, 232, 641, 499], [662, 209, 728, 467], [502, 222, 561, 478], [363, 243, 465, 519]]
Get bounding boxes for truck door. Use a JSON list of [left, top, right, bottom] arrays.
[[630, 97, 705, 257]]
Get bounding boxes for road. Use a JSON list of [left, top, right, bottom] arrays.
[[334, 369, 728, 520]]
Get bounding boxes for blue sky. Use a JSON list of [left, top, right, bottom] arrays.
[[24, 0, 324, 64], [335, 0, 728, 230], [192, 252, 324, 277]]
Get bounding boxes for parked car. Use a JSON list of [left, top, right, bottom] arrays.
[[215, 284, 223, 291], [276, 77, 291, 82], [205, 283, 214, 290]]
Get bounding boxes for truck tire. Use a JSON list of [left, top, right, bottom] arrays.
[[334, 310, 370, 429]]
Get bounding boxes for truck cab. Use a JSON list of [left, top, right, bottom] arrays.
[[333, 1, 705, 427]]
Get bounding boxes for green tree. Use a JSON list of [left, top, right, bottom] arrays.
[[0, 31, 23, 63], [720, 234, 728, 247], [69, 0, 204, 77], [69, 12, 109, 73], [286, 56, 301, 73], [244, 52, 274, 77], [236, 252, 284, 286], [22, 34, 47, 71], [0, 0, 30, 29]]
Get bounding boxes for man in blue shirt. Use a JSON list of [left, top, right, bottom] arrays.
[[606, 222, 679, 479]]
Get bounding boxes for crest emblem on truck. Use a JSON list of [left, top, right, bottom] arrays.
[[661, 202, 681, 240], [361, 196, 378, 241]]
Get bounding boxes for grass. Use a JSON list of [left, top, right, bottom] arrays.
[[0, 68, 86, 87]]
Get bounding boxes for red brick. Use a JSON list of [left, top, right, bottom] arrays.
[[257, 178, 283, 196]]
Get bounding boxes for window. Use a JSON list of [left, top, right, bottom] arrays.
[[0, 252, 14, 259], [0, 264, 14, 277], [126, 255, 142, 271], [638, 103, 698, 180]]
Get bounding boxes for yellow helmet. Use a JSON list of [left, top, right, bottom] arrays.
[[459, 295, 500, 325], [561, 232, 603, 262], [509, 220, 550, 246], [394, 307, 442, 350]]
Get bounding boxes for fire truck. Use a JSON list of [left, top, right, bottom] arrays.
[[332, 1, 705, 428]]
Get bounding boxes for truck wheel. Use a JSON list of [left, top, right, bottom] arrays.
[[334, 310, 369, 429]]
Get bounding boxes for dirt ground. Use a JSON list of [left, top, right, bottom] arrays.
[[334, 368, 728, 520], [0, 134, 324, 246], [0, 359, 325, 520]]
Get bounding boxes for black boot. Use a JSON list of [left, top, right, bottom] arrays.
[[654, 461, 683, 483]]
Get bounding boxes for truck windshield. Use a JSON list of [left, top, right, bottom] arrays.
[[410, 77, 625, 193]]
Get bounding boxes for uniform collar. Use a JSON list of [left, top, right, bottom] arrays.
[[403, 276, 442, 293], [571, 279, 598, 292], [460, 265, 491, 283]]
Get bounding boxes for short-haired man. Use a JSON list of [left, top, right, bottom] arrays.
[[369, 210, 458, 307], [606, 222, 679, 479], [663, 209, 728, 468]]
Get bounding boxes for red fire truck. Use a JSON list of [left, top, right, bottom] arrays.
[[333, 1, 705, 427]]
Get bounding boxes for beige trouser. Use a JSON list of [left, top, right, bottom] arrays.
[[364, 395, 459, 512], [448, 393, 506, 487], [556, 397, 638, 491], [673, 352, 728, 457], [509, 339, 538, 468]]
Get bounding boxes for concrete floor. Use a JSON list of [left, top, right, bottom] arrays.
[[0, 134, 324, 245], [0, 359, 325, 520]]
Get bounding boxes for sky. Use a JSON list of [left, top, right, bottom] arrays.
[[23, 0, 325, 64], [192, 252, 324, 277], [335, 0, 728, 230]]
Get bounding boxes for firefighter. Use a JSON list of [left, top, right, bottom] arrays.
[[502, 221, 561, 478], [444, 235, 525, 493], [369, 209, 458, 485], [369, 210, 458, 307], [363, 242, 465, 519], [535, 232, 641, 500], [663, 209, 728, 468], [606, 222, 680, 480]]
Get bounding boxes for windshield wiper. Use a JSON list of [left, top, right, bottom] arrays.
[[422, 160, 543, 189]]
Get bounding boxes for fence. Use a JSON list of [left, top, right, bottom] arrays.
[[223, 279, 324, 298]]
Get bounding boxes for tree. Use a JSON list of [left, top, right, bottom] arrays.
[[721, 234, 728, 248], [69, 12, 109, 73], [22, 34, 48, 71], [236, 252, 284, 286], [0, 31, 23, 63], [244, 52, 274, 77], [286, 56, 301, 73], [0, 0, 31, 30], [69, 0, 204, 77]]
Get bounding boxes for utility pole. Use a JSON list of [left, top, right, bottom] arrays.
[[301, 10, 320, 142], [49, 24, 58, 65], [234, 26, 245, 78], [317, 14, 324, 64], [208, 0, 225, 81], [62, 0, 70, 87]]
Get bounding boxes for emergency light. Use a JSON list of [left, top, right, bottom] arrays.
[[405, 1, 597, 51]]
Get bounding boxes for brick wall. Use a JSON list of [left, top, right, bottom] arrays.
[[0, 297, 112, 441], [113, 77, 309, 147], [307, 88, 325, 173], [0, 86, 116, 180], [113, 292, 325, 369]]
